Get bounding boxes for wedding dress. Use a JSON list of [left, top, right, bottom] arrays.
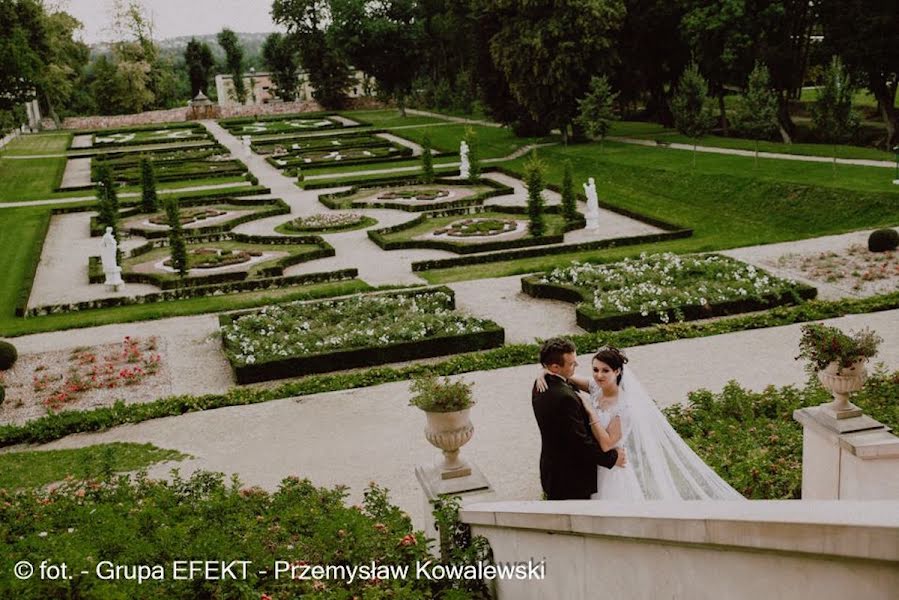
[[589, 369, 744, 501]]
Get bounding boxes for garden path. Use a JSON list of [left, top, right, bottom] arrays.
[[609, 136, 898, 169], [406, 108, 504, 128], [31, 308, 899, 530], [59, 157, 92, 189], [721, 226, 899, 301]]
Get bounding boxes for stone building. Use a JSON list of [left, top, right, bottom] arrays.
[[214, 69, 369, 107]]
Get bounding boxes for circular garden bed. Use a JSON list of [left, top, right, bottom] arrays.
[[278, 213, 377, 234], [162, 247, 263, 270], [149, 208, 228, 226], [434, 218, 519, 237]]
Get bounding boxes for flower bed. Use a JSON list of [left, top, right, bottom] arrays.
[[523, 253, 817, 331], [148, 207, 226, 225], [772, 243, 899, 295], [278, 212, 377, 234], [435, 218, 518, 237], [379, 189, 450, 201], [0, 336, 167, 424], [219, 287, 505, 383]]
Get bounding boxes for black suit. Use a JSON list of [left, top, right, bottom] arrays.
[[532, 374, 619, 500]]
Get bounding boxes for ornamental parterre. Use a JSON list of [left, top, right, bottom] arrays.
[[541, 253, 801, 323], [287, 213, 366, 230], [221, 291, 493, 366]]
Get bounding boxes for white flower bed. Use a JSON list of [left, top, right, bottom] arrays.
[[540, 253, 799, 323], [221, 291, 492, 366], [289, 213, 366, 230]]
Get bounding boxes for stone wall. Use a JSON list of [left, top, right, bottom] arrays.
[[60, 97, 387, 130], [462, 500, 899, 600]]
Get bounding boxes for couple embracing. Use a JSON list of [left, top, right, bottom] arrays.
[[532, 338, 743, 502]]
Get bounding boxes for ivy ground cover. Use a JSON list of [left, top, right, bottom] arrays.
[[523, 252, 817, 331], [220, 288, 504, 383]]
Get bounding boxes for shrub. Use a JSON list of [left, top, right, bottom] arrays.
[[0, 340, 17, 370], [409, 374, 474, 412], [524, 151, 546, 237], [421, 133, 435, 184], [245, 172, 259, 186], [139, 157, 158, 212], [561, 160, 577, 221], [868, 228, 899, 252], [795, 323, 881, 375]]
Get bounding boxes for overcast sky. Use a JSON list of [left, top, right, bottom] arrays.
[[62, 0, 281, 44]]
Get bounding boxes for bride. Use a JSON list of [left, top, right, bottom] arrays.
[[538, 347, 743, 501]]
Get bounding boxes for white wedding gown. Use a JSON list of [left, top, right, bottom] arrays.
[[587, 371, 743, 501]]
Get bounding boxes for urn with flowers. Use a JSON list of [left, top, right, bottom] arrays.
[[409, 374, 475, 479]]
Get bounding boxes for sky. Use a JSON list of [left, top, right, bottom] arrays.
[[61, 0, 281, 44]]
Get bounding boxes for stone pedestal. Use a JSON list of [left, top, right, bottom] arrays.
[[793, 406, 899, 500], [416, 461, 491, 552], [104, 266, 124, 292]]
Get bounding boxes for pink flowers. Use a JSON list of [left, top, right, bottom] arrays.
[[399, 533, 417, 547]]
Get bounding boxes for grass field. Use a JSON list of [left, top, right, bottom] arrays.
[[0, 131, 72, 156], [0, 443, 185, 489]]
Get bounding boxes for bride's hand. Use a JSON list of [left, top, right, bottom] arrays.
[[534, 368, 549, 393], [581, 396, 597, 418]]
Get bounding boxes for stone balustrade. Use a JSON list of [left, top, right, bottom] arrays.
[[460, 500, 899, 600]]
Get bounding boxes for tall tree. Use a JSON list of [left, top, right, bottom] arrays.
[[270, 0, 353, 108], [463, 127, 481, 182], [261, 32, 300, 101], [140, 157, 158, 212], [819, 0, 899, 148], [670, 62, 715, 166], [524, 152, 546, 237], [95, 164, 120, 240], [184, 38, 215, 97], [421, 133, 435, 183], [218, 28, 247, 104], [561, 160, 577, 221], [735, 62, 780, 167], [329, 0, 425, 116], [483, 0, 626, 144], [812, 56, 859, 173], [165, 197, 189, 278], [576, 75, 619, 149]]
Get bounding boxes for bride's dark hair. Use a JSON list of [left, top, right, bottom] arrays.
[[593, 347, 628, 385]]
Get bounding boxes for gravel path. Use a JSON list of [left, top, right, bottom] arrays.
[[609, 136, 899, 169], [30, 308, 899, 529], [59, 157, 92, 189], [70, 134, 92, 149]]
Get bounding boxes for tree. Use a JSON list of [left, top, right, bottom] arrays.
[[184, 38, 215, 97], [561, 161, 577, 221], [576, 75, 619, 149], [0, 0, 44, 110], [463, 127, 480, 181], [482, 0, 626, 144], [165, 197, 189, 277], [270, 0, 354, 108], [812, 56, 859, 173], [329, 0, 425, 116], [95, 164, 119, 240], [218, 28, 246, 104], [262, 33, 300, 101], [735, 62, 779, 167], [819, 0, 899, 148], [524, 152, 546, 237], [670, 62, 715, 166], [421, 133, 435, 183], [140, 157, 158, 212]]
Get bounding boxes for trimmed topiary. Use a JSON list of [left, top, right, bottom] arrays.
[[868, 228, 899, 253], [0, 340, 17, 370]]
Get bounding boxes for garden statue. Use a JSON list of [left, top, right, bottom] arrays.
[[583, 177, 600, 230], [100, 227, 124, 291], [459, 141, 470, 179]]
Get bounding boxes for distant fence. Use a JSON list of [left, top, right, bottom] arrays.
[[60, 97, 386, 130]]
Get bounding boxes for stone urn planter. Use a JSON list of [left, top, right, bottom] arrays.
[[424, 408, 474, 480], [817, 358, 867, 419]]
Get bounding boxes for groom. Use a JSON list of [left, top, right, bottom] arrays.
[[532, 338, 626, 500]]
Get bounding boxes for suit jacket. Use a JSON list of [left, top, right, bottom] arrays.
[[532, 374, 619, 500]]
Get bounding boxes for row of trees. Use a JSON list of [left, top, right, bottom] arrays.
[[265, 0, 897, 147]]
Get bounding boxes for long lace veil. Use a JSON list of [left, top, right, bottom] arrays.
[[620, 368, 744, 500]]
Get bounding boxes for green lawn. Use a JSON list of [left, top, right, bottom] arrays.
[[340, 109, 450, 128], [0, 131, 72, 156], [612, 121, 896, 161], [386, 124, 557, 159], [0, 443, 185, 489], [0, 156, 66, 201]]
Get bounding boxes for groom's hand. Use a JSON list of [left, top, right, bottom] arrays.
[[615, 447, 627, 468]]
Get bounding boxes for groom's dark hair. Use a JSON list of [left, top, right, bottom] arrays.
[[539, 338, 576, 367]]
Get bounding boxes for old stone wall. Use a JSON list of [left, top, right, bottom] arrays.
[[61, 98, 387, 130]]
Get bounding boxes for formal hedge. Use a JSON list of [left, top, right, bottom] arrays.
[[219, 287, 506, 384], [68, 141, 222, 160], [410, 228, 693, 271], [51, 186, 272, 219], [217, 111, 338, 126], [301, 168, 462, 190], [117, 233, 334, 289], [13, 211, 52, 317], [73, 122, 200, 136], [111, 198, 290, 239], [5, 291, 899, 448], [251, 131, 387, 154], [90, 132, 211, 148], [35, 268, 358, 317], [268, 145, 413, 170], [317, 176, 513, 212]]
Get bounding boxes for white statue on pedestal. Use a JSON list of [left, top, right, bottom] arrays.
[[583, 177, 600, 230], [100, 227, 124, 291], [459, 141, 470, 179]]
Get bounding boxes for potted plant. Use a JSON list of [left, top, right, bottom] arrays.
[[409, 374, 476, 479], [796, 323, 882, 418]]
